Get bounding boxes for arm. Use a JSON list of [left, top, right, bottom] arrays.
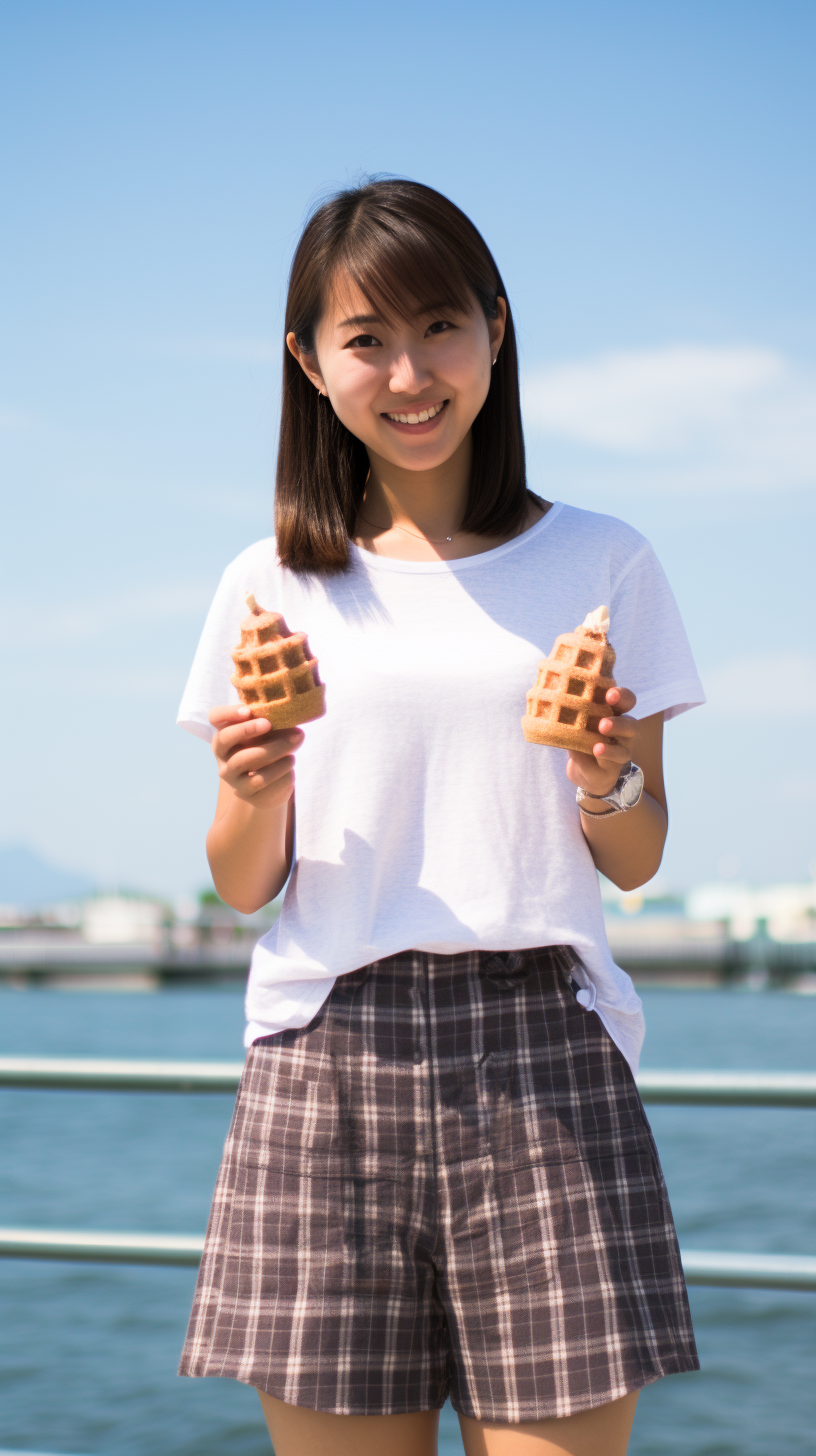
[[566, 688, 667, 891], [205, 705, 304, 914]]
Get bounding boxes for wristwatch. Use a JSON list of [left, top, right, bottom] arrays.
[[576, 761, 644, 817]]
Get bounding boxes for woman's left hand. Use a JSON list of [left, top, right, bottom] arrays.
[[565, 685, 639, 797]]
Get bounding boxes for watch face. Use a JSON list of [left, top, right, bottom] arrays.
[[621, 769, 644, 806]]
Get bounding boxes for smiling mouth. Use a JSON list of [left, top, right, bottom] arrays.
[[383, 400, 448, 425]]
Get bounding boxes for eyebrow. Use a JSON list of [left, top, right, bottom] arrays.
[[336, 300, 462, 332], [336, 313, 382, 330]]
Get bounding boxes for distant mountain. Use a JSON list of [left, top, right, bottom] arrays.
[[0, 844, 96, 908]]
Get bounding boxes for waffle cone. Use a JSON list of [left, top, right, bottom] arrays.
[[231, 594, 326, 728], [522, 606, 616, 753]]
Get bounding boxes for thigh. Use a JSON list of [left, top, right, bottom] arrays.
[[258, 1389, 441, 1456], [458, 1391, 639, 1456]]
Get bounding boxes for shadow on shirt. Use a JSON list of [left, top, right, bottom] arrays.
[[283, 828, 476, 960]]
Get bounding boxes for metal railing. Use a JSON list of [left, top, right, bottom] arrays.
[[2, 1056, 816, 1105], [2, 1056, 814, 1292], [0, 1056, 245, 1093], [1, 1226, 814, 1290]]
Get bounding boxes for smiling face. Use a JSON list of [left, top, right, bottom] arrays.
[[287, 272, 506, 476]]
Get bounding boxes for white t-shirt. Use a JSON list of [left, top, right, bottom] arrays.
[[178, 502, 704, 1073]]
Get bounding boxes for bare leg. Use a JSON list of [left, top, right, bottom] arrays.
[[257, 1389, 441, 1456], [459, 1390, 639, 1456]]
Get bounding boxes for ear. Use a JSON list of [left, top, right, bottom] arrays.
[[489, 297, 507, 363], [286, 331, 327, 395]]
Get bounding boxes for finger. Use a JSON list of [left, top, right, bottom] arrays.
[[221, 733, 302, 775], [223, 745, 295, 780], [605, 686, 637, 714], [597, 713, 637, 741], [233, 760, 295, 795], [566, 753, 621, 796], [209, 703, 253, 729], [213, 717, 272, 758], [565, 750, 597, 783], [226, 718, 274, 745], [238, 759, 296, 796], [217, 721, 300, 758], [592, 740, 632, 765]]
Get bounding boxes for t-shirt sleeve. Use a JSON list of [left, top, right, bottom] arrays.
[[177, 546, 273, 743], [609, 542, 705, 721]]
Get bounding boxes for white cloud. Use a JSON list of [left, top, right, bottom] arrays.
[[703, 651, 816, 717], [522, 345, 816, 491]]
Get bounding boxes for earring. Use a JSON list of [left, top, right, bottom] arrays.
[[492, 357, 497, 367]]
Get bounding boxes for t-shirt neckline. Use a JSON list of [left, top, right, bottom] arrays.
[[347, 500, 564, 574]]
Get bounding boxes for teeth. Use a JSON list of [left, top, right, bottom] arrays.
[[386, 402, 445, 424]]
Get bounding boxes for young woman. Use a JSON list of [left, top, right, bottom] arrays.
[[177, 179, 703, 1456]]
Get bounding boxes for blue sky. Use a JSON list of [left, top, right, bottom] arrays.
[[2, 1, 814, 897]]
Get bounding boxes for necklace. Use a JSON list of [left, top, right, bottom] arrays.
[[356, 510, 458, 545]]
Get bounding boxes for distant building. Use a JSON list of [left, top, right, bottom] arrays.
[[82, 895, 169, 948], [686, 883, 816, 943]]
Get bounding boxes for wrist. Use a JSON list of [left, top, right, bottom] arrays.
[[577, 776, 621, 802], [576, 761, 644, 816]]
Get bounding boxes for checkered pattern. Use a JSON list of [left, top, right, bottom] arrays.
[[179, 946, 698, 1420]]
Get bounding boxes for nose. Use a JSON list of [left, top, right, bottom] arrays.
[[388, 348, 433, 395]]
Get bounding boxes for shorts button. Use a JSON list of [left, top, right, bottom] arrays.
[[481, 952, 528, 989], [482, 954, 507, 976]]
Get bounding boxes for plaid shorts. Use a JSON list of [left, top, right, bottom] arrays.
[[179, 946, 698, 1420]]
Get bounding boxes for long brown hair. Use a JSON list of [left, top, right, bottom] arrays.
[[276, 178, 527, 572]]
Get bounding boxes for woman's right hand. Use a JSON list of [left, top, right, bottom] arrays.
[[209, 705, 305, 808]]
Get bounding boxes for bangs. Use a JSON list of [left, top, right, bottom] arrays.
[[329, 213, 489, 329]]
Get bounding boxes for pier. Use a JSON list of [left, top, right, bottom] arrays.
[[1, 936, 814, 989]]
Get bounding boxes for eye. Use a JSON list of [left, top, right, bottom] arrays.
[[346, 333, 381, 349], [426, 319, 454, 336]]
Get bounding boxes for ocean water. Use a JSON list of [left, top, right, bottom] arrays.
[[0, 986, 814, 1456]]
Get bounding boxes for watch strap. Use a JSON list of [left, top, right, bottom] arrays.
[[576, 761, 643, 814], [577, 802, 619, 818]]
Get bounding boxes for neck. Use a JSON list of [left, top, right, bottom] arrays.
[[362, 433, 472, 537]]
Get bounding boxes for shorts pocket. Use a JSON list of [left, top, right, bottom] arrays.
[[229, 1068, 339, 1172], [587, 1141, 667, 1231], [485, 1040, 649, 1170]]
